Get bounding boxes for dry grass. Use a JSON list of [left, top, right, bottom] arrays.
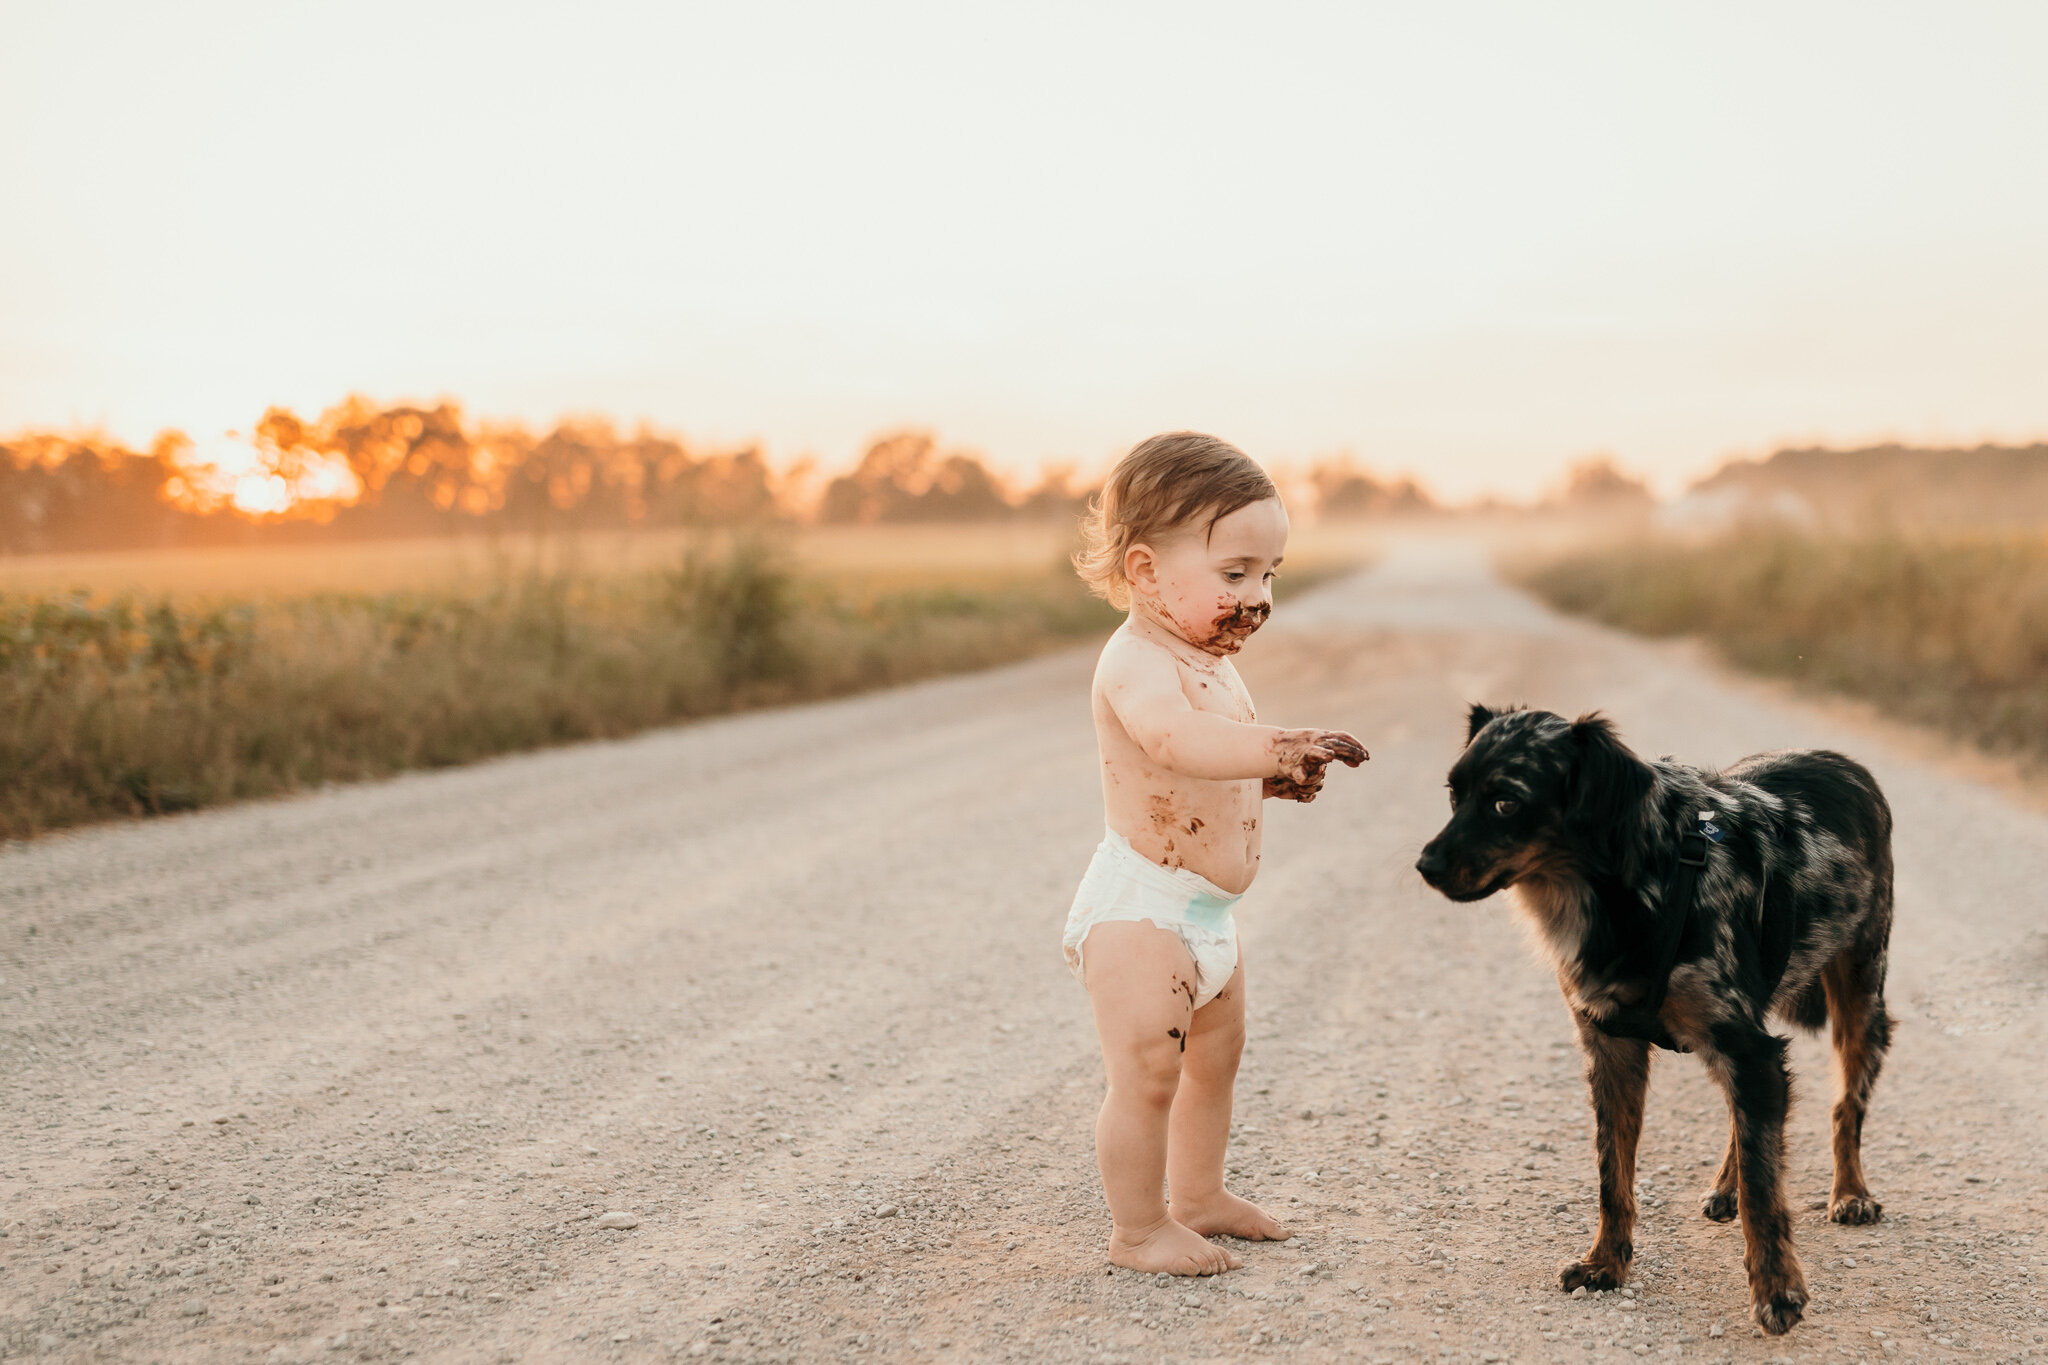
[[0, 523, 1090, 601], [1, 527, 1367, 838], [0, 520, 1371, 600], [1512, 527, 2048, 763]]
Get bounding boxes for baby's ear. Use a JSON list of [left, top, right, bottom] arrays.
[[1465, 703, 1497, 746], [1123, 541, 1158, 594]]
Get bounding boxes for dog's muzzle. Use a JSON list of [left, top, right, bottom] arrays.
[[1416, 846, 1507, 901]]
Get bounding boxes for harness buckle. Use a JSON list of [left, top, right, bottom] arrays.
[[1676, 830, 1710, 868]]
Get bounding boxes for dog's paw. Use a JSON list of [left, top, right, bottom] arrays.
[[1699, 1189, 1738, 1222], [1559, 1251, 1629, 1293], [1751, 1284, 1808, 1335], [1829, 1194, 1882, 1225]]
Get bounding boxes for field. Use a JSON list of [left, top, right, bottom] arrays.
[[0, 523, 1091, 600], [1512, 526, 2048, 764], [0, 523, 1368, 839]]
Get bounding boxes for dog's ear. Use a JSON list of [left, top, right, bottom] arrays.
[[1566, 712, 1656, 859], [1465, 703, 1497, 746]]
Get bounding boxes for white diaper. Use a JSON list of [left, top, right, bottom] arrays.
[[1061, 828, 1243, 1009]]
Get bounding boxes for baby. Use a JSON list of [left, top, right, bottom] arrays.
[[1063, 432, 1368, 1276]]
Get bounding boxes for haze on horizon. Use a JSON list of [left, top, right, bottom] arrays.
[[4, 1, 2046, 502]]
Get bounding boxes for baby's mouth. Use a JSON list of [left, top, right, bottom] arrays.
[[1216, 603, 1271, 635]]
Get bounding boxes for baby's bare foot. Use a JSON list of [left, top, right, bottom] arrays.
[[1171, 1191, 1291, 1241], [1107, 1218, 1241, 1276]]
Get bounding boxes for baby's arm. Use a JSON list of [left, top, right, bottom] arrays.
[[1103, 643, 1366, 785]]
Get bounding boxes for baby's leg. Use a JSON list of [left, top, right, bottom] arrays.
[[1082, 921, 1241, 1276], [1166, 959, 1290, 1241]]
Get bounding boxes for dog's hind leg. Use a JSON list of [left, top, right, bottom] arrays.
[[1710, 1025, 1807, 1335], [1822, 947, 1892, 1225], [1699, 1114, 1739, 1222], [1560, 1023, 1650, 1293]]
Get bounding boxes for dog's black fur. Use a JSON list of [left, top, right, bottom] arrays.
[[1416, 705, 1895, 1336]]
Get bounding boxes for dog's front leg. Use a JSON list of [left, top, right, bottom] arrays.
[[1711, 1026, 1808, 1334], [1560, 1018, 1650, 1292]]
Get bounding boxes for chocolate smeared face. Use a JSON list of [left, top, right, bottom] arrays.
[[1202, 598, 1272, 653], [1129, 496, 1289, 658]]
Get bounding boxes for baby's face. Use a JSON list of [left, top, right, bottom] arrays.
[[1131, 496, 1289, 656]]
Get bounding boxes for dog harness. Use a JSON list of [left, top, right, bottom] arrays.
[[1588, 810, 1794, 1053]]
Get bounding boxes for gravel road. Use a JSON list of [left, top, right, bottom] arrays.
[[3, 537, 2043, 1365]]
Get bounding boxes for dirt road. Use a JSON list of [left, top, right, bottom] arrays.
[[3, 538, 2043, 1365]]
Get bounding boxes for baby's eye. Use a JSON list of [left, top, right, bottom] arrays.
[[1223, 571, 1245, 582], [1493, 797, 1520, 817]]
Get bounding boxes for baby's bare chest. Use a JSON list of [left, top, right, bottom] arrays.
[[1180, 664, 1256, 723]]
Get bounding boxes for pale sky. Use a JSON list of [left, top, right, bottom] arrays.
[[5, 1, 2046, 499]]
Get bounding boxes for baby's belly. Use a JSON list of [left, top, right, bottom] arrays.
[[1104, 780, 1263, 895]]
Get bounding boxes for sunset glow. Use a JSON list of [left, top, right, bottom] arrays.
[[5, 4, 2047, 499], [163, 432, 364, 518]]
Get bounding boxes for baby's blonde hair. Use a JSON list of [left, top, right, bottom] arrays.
[[1074, 432, 1278, 609]]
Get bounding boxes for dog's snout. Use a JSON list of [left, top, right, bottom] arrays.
[[1416, 845, 1447, 885]]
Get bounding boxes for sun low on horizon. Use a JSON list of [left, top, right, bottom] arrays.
[[5, 1, 2048, 505]]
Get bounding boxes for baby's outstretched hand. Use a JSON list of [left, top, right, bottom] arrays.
[[1267, 729, 1370, 801], [1263, 773, 1324, 802], [1315, 731, 1369, 768]]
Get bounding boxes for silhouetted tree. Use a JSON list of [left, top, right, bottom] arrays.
[[1309, 460, 1436, 519], [819, 432, 1017, 523]]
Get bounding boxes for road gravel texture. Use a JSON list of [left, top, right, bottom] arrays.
[[2, 538, 2043, 1365]]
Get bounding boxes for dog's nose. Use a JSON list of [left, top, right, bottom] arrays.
[[1415, 847, 1446, 885]]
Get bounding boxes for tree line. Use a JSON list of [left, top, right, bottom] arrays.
[[0, 396, 1470, 554]]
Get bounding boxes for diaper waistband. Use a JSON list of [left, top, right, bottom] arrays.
[[1097, 827, 1243, 929]]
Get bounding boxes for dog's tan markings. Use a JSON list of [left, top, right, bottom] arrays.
[[1560, 1024, 1649, 1293], [1506, 858, 1595, 964], [1700, 1113, 1740, 1222], [1656, 969, 1738, 1052], [1821, 952, 1890, 1225]]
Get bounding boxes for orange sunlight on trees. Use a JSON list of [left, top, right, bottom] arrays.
[[0, 397, 1460, 554]]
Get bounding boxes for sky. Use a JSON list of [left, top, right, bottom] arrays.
[[4, 1, 2046, 500]]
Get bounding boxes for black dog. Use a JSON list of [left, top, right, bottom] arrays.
[[1415, 705, 1895, 1336]]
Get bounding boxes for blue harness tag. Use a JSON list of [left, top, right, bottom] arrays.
[[1697, 813, 1726, 844]]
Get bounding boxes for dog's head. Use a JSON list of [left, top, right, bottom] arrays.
[[1414, 703, 1655, 901]]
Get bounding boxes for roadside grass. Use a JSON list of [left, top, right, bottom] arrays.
[[2, 533, 1365, 838], [1512, 527, 2048, 763]]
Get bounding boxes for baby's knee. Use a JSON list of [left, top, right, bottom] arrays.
[[1111, 1042, 1185, 1109], [1186, 1014, 1246, 1066]]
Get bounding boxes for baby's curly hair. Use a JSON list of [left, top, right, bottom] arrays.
[[1074, 432, 1278, 609]]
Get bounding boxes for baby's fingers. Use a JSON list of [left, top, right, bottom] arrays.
[[1319, 731, 1369, 766], [1287, 754, 1330, 785], [1265, 776, 1319, 802]]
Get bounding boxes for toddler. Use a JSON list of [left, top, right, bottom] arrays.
[[1064, 431, 1367, 1275]]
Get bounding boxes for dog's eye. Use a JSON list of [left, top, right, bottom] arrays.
[[1493, 798, 1520, 817]]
